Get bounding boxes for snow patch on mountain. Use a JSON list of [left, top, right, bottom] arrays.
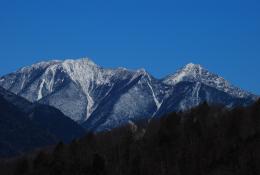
[[147, 81, 161, 109], [37, 79, 45, 100]]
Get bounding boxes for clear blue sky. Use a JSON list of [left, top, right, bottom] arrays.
[[0, 0, 259, 94]]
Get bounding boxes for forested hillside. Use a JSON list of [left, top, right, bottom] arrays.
[[1, 100, 260, 175]]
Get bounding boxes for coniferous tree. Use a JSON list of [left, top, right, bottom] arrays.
[[92, 153, 106, 175], [14, 157, 29, 175]]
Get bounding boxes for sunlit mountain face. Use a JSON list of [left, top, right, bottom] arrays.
[[0, 58, 257, 132]]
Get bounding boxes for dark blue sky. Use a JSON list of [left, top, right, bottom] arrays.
[[0, 0, 259, 94]]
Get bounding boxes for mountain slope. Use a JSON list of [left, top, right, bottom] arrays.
[[0, 58, 257, 132], [155, 81, 254, 117], [0, 88, 55, 157], [0, 87, 85, 157]]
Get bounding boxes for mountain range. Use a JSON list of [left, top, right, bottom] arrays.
[[0, 58, 257, 132]]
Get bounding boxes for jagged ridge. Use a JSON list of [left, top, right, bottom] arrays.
[[0, 58, 257, 131]]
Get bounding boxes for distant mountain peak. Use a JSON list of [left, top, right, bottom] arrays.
[[20, 60, 60, 72], [181, 62, 204, 77], [163, 63, 252, 98], [163, 63, 205, 85], [62, 57, 98, 67], [19, 57, 98, 72], [136, 68, 149, 76], [184, 62, 202, 69]]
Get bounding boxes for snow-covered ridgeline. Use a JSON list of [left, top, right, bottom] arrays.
[[0, 58, 256, 131]]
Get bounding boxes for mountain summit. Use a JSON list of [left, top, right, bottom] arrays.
[[163, 63, 250, 98], [163, 63, 205, 85], [0, 58, 257, 131]]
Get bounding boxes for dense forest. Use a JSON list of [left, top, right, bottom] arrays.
[[1, 100, 260, 175]]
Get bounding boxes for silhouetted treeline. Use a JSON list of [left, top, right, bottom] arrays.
[[1, 100, 260, 175]]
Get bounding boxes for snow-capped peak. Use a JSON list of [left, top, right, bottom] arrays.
[[136, 68, 149, 76], [163, 63, 204, 85], [185, 62, 202, 70], [62, 58, 98, 68], [18, 58, 98, 73], [163, 63, 251, 98], [20, 60, 61, 72]]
